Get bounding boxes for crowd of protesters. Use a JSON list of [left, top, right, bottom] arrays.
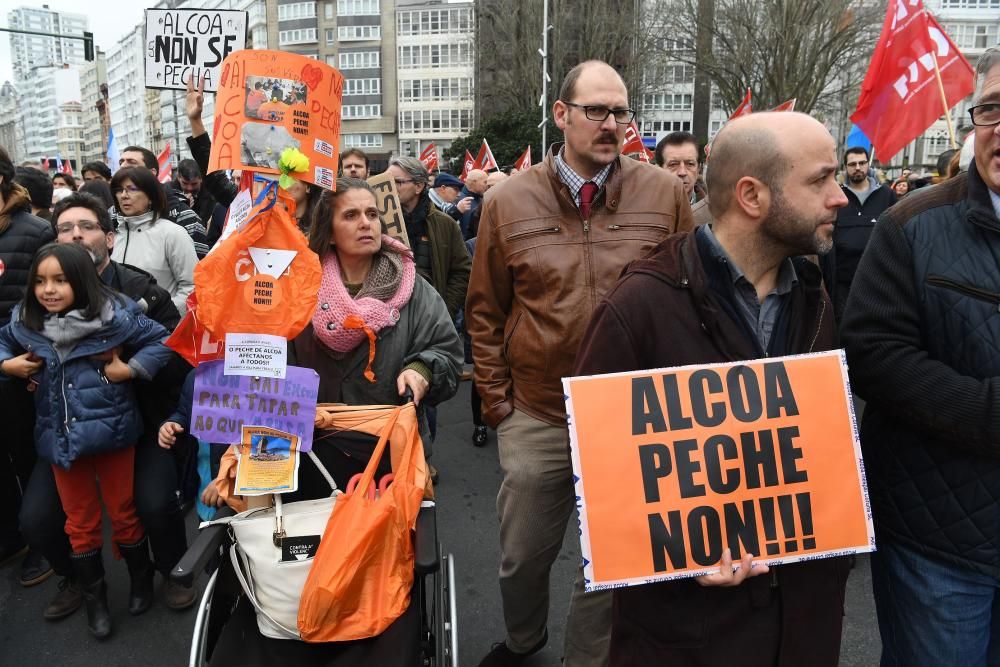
[[1, 47, 999, 667]]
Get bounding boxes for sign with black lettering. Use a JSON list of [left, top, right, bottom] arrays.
[[145, 9, 247, 92], [563, 351, 873, 591]]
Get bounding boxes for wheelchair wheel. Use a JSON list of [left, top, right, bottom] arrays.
[[434, 551, 458, 667], [190, 569, 219, 667]]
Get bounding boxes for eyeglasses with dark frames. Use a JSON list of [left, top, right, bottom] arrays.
[[968, 103, 1000, 127], [562, 102, 636, 125]]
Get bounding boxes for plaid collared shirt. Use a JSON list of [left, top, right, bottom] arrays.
[[554, 147, 614, 209]]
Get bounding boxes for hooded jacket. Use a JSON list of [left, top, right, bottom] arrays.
[[0, 184, 55, 326], [575, 227, 849, 666], [0, 297, 172, 469], [111, 212, 197, 316]]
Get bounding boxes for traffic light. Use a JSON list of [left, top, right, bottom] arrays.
[[83, 31, 94, 61]]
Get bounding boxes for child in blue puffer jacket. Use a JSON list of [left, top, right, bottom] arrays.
[[0, 243, 172, 640]]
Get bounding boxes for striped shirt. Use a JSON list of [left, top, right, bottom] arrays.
[[553, 147, 614, 209]]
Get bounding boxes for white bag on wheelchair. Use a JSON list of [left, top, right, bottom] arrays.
[[201, 450, 340, 640]]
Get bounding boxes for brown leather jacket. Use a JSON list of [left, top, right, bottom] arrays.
[[465, 146, 693, 428]]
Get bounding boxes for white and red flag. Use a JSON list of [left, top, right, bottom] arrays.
[[460, 150, 475, 181], [157, 143, 173, 183], [771, 98, 797, 112], [61, 158, 73, 175], [419, 143, 439, 172], [472, 139, 498, 172], [622, 122, 654, 162], [511, 146, 532, 173], [729, 88, 753, 120], [851, 0, 973, 160]]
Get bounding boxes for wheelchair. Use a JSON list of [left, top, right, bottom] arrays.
[[170, 403, 459, 667]]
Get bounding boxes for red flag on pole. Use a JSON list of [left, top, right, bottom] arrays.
[[511, 146, 532, 173], [729, 89, 753, 120], [622, 122, 653, 163], [419, 143, 439, 172], [771, 98, 797, 112], [157, 143, 172, 183], [460, 150, 475, 181], [472, 139, 498, 172], [61, 158, 73, 175], [850, 0, 973, 161]]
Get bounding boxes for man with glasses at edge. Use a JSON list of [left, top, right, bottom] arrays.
[[467, 60, 692, 667], [820, 145, 895, 323], [844, 47, 1000, 666]]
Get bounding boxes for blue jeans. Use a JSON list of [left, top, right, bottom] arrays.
[[872, 536, 1000, 666]]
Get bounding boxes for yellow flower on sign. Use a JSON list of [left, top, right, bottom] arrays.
[[278, 148, 310, 189]]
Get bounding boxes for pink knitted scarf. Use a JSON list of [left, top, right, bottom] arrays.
[[312, 235, 416, 381]]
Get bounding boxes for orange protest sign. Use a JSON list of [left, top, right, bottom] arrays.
[[209, 50, 343, 189], [563, 350, 873, 591]]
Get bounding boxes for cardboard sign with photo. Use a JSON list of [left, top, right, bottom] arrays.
[[210, 50, 344, 189]]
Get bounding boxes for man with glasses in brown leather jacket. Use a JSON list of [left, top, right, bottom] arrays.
[[466, 60, 693, 667]]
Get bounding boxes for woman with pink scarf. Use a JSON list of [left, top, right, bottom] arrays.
[[287, 178, 463, 489]]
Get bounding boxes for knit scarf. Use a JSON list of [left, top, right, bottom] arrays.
[[312, 235, 416, 382]]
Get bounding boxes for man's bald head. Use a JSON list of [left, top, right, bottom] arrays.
[[486, 171, 508, 190], [558, 60, 626, 102], [465, 169, 488, 194], [707, 113, 793, 219]]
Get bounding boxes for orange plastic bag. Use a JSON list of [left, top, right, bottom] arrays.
[[297, 402, 427, 642], [164, 292, 224, 366], [194, 182, 322, 340]]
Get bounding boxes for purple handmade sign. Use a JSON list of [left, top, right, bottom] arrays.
[[191, 360, 320, 451]]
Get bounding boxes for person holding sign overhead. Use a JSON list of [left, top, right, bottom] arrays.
[[573, 111, 852, 666], [467, 60, 692, 666]]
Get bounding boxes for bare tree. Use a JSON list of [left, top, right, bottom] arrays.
[[644, 0, 885, 115]]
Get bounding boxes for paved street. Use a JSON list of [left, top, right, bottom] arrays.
[[0, 380, 881, 665]]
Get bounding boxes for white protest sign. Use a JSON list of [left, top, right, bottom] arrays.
[[249, 248, 297, 278], [218, 188, 253, 243], [224, 333, 288, 379], [145, 9, 248, 92]]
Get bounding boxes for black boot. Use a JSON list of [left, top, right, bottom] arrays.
[[118, 536, 154, 615], [71, 550, 111, 639]]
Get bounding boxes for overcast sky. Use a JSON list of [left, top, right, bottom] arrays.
[[0, 0, 148, 84]]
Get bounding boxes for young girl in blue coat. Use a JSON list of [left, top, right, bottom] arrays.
[[0, 243, 172, 639]]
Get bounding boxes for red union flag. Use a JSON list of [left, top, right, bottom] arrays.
[[622, 122, 653, 163], [771, 98, 797, 112], [472, 139, 498, 172], [157, 143, 172, 183], [851, 0, 974, 161], [419, 143, 439, 172], [729, 89, 752, 120], [460, 150, 475, 181], [511, 146, 532, 173]]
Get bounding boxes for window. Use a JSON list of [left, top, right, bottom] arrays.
[[338, 25, 381, 41], [944, 22, 999, 49], [338, 0, 379, 15], [939, 0, 999, 7], [644, 64, 694, 86], [338, 50, 380, 69], [277, 2, 317, 21], [640, 120, 691, 134], [279, 28, 318, 45], [343, 78, 381, 95], [326, 28, 335, 45], [325, 3, 334, 19], [342, 104, 381, 118], [342, 133, 383, 148], [399, 109, 474, 134], [397, 43, 473, 68], [397, 8, 473, 36], [641, 93, 693, 111], [399, 77, 473, 102]]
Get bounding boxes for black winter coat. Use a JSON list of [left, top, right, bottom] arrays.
[[821, 182, 895, 320], [0, 187, 55, 327], [843, 165, 1000, 578]]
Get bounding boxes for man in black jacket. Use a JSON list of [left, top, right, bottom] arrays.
[[0, 147, 55, 588], [821, 146, 895, 321], [19, 193, 195, 621], [175, 158, 227, 248], [843, 48, 1000, 665]]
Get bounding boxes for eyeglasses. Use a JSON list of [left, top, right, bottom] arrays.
[[968, 103, 1000, 127], [563, 102, 636, 125], [846, 160, 869, 169], [394, 179, 414, 187], [55, 221, 103, 234], [113, 185, 142, 195]]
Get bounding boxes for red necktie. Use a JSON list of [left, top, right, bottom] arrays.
[[579, 182, 598, 220]]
